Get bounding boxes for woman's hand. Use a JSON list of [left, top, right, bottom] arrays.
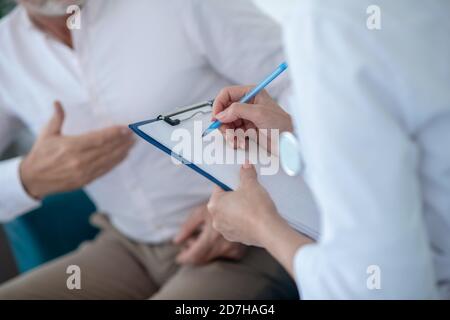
[[212, 86, 293, 150], [207, 162, 283, 247], [208, 163, 314, 277]]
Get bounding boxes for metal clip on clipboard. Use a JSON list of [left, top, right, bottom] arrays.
[[157, 100, 214, 126]]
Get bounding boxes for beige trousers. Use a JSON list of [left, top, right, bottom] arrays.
[[0, 214, 297, 300]]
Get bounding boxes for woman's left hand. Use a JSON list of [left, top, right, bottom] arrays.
[[207, 163, 282, 247]]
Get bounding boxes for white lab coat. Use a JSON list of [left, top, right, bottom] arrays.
[[284, 0, 450, 299]]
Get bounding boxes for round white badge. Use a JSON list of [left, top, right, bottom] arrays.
[[280, 132, 303, 176]]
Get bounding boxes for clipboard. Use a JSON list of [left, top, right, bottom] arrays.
[[129, 100, 320, 239]]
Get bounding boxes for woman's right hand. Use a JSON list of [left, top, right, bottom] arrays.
[[212, 86, 293, 149]]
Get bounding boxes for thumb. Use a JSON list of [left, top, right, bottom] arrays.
[[174, 207, 205, 244], [240, 162, 257, 186], [42, 101, 65, 137]]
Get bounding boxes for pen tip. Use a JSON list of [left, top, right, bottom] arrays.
[[202, 129, 212, 138]]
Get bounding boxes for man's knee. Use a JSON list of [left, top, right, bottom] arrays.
[[151, 248, 298, 300], [0, 276, 39, 300]]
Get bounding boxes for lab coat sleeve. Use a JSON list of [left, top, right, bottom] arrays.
[[183, 0, 290, 102], [416, 111, 450, 298], [285, 0, 438, 299], [0, 103, 40, 222]]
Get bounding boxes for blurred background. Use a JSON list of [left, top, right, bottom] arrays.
[[0, 0, 296, 284], [0, 0, 14, 17]]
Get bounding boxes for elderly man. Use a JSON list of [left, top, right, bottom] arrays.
[[0, 0, 295, 299]]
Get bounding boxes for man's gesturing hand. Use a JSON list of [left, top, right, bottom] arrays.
[[173, 203, 247, 265], [20, 101, 135, 199]]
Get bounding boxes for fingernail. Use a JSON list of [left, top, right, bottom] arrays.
[[216, 111, 226, 119], [243, 160, 252, 169], [239, 140, 246, 150]]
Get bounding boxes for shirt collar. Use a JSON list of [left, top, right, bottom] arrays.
[[17, 3, 91, 33], [19, 6, 35, 31]]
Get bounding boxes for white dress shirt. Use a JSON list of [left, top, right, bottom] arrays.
[[0, 0, 288, 242], [285, 0, 450, 299]]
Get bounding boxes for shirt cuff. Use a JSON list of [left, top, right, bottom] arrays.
[[0, 157, 40, 222], [293, 243, 317, 300]]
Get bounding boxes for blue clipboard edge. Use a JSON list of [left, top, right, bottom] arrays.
[[129, 120, 233, 192], [129, 120, 319, 240]]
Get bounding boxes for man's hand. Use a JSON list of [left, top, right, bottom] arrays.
[[173, 203, 247, 265], [20, 101, 135, 199]]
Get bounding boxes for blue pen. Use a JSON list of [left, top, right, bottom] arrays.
[[202, 62, 289, 138]]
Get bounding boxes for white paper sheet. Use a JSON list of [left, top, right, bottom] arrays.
[[139, 111, 320, 239]]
